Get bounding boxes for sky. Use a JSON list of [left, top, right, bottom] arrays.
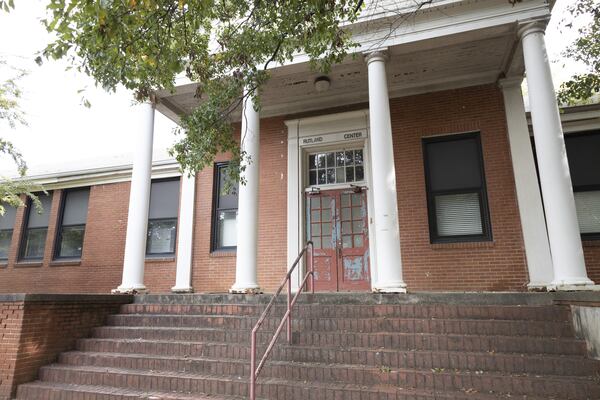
[[0, 0, 589, 177]]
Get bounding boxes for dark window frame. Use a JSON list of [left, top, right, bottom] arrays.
[[53, 188, 89, 260], [211, 162, 238, 252], [19, 195, 50, 261], [422, 132, 493, 244], [145, 177, 181, 257], [565, 130, 600, 240]]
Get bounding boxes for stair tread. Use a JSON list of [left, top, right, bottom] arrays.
[[64, 348, 597, 364], [17, 381, 243, 400], [80, 336, 586, 356], [43, 359, 600, 383]]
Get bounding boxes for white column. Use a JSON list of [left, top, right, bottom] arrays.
[[499, 78, 554, 289], [114, 101, 155, 293], [230, 92, 261, 293], [520, 22, 594, 289], [172, 173, 196, 293], [365, 51, 406, 293]]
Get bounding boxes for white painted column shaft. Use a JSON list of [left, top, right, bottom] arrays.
[[172, 173, 196, 293], [365, 51, 406, 293], [500, 78, 554, 288], [520, 23, 594, 288], [230, 93, 261, 293], [115, 102, 155, 293]]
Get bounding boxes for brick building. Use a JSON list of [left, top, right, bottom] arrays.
[[0, 0, 599, 295]]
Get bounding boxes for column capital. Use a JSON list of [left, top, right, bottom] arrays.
[[518, 21, 546, 40], [498, 77, 524, 90], [364, 49, 389, 65]]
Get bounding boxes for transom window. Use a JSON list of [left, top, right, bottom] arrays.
[[308, 149, 364, 186]]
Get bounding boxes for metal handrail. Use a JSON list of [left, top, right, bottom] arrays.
[[249, 241, 314, 400]]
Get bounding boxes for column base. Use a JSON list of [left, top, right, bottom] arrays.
[[229, 287, 263, 294], [527, 282, 552, 292], [112, 285, 148, 294], [372, 284, 407, 294], [548, 284, 600, 292], [171, 286, 194, 293]]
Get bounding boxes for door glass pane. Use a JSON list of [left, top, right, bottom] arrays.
[[311, 197, 320, 210], [341, 207, 351, 221], [311, 210, 320, 222], [342, 235, 352, 248], [353, 220, 364, 233], [342, 222, 351, 235], [351, 194, 362, 206], [322, 196, 333, 209], [322, 208, 332, 222], [322, 223, 332, 235], [312, 236, 321, 249], [341, 194, 350, 207], [311, 223, 321, 236], [352, 207, 362, 219], [354, 235, 364, 247], [322, 236, 333, 249]]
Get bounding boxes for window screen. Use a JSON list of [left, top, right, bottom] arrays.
[[423, 133, 492, 243], [146, 178, 180, 256], [212, 163, 238, 251], [0, 205, 17, 260], [565, 131, 600, 237], [55, 188, 90, 259], [20, 192, 53, 260]]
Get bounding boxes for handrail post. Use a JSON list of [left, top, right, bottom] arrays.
[[310, 242, 315, 294], [287, 278, 292, 343], [250, 330, 256, 400]]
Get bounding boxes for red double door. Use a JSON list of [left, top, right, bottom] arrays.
[[306, 189, 371, 292]]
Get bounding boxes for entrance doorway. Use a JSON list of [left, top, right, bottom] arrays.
[[306, 189, 370, 291]]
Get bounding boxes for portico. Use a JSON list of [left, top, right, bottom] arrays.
[[112, 1, 598, 294]]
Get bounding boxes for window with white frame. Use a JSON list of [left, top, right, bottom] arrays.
[[308, 149, 364, 186], [565, 131, 600, 238], [146, 178, 180, 256]]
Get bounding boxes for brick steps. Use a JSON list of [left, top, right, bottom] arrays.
[[16, 381, 241, 400], [60, 349, 599, 378], [120, 303, 571, 322], [25, 364, 576, 400], [15, 294, 600, 399], [90, 326, 588, 355], [106, 314, 574, 337]]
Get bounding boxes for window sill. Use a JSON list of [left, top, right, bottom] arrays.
[[15, 260, 43, 268], [210, 250, 236, 258], [431, 241, 495, 250], [0, 261, 7, 268], [50, 260, 81, 267], [145, 256, 176, 263]]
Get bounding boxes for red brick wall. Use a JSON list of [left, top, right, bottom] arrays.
[[1, 83, 596, 293], [0, 183, 177, 294], [0, 301, 24, 400], [583, 242, 600, 284], [391, 84, 528, 291], [0, 295, 130, 400]]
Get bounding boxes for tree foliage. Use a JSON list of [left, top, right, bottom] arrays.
[[41, 0, 365, 180], [557, 0, 600, 104]]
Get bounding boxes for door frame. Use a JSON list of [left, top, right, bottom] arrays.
[[285, 110, 378, 291]]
